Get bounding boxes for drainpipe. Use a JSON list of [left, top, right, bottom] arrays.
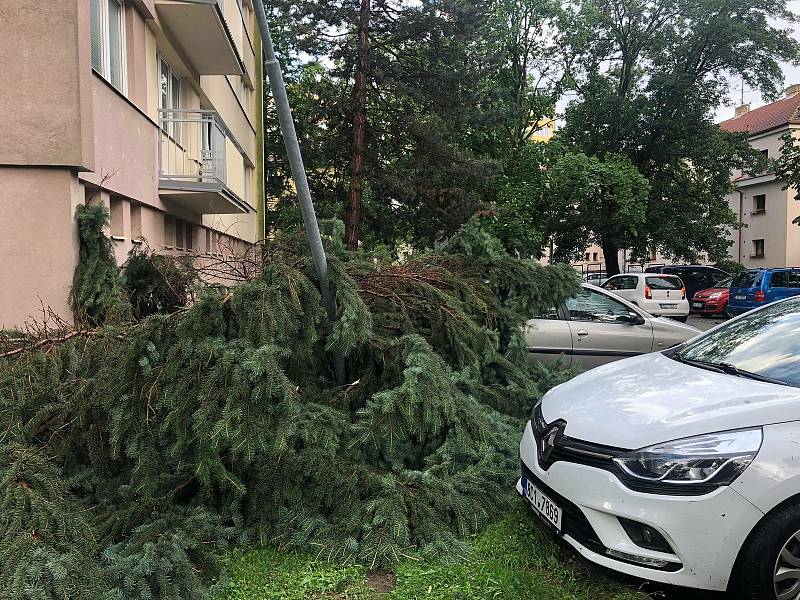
[[251, 0, 346, 386], [737, 190, 745, 264]]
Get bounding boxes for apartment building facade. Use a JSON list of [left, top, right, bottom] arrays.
[[0, 0, 265, 328], [720, 87, 800, 269]]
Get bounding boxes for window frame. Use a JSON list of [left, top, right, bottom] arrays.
[[565, 287, 634, 324], [752, 239, 766, 259], [753, 194, 767, 214], [158, 53, 182, 142], [91, 0, 127, 94]]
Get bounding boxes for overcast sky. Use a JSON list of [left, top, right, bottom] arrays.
[[715, 0, 800, 121]]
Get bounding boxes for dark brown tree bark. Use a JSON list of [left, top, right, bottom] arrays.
[[603, 240, 621, 276], [346, 0, 371, 251]]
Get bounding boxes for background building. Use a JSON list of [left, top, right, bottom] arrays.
[[721, 86, 800, 268], [0, 0, 265, 328]]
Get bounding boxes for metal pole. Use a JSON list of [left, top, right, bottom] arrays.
[[251, 0, 346, 385]]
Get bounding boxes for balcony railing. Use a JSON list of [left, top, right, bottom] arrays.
[[158, 109, 253, 214], [159, 109, 230, 185]]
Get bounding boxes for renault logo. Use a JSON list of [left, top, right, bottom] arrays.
[[541, 425, 563, 462]]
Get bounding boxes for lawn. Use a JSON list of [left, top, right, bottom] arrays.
[[214, 501, 649, 600]]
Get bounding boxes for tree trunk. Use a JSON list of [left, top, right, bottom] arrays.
[[603, 240, 621, 276], [346, 0, 371, 251]]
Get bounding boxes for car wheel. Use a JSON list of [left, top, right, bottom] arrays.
[[700, 314, 710, 319], [732, 500, 800, 599], [670, 316, 689, 323], [723, 307, 732, 319]]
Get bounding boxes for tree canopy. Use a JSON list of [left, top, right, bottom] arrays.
[[263, 0, 799, 268]]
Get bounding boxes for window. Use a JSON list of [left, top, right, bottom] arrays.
[[244, 165, 254, 204], [175, 218, 185, 250], [158, 55, 182, 140], [678, 300, 800, 387], [238, 78, 252, 113], [592, 252, 599, 261], [130, 203, 142, 242], [205, 229, 212, 255], [753, 194, 766, 214], [646, 276, 683, 290], [585, 252, 591, 261], [770, 271, 800, 288], [91, 0, 126, 93], [164, 215, 175, 248], [752, 239, 765, 259], [532, 306, 561, 320], [732, 271, 762, 289], [566, 289, 631, 323], [185, 222, 194, 251], [603, 276, 638, 291], [110, 198, 124, 238], [761, 149, 769, 160]]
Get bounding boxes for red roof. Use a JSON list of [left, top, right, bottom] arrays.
[[720, 93, 800, 135]]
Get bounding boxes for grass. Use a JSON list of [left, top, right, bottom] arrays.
[[214, 502, 648, 600]]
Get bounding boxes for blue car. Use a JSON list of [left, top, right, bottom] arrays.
[[727, 268, 800, 316]]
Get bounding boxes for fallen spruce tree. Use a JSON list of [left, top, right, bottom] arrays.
[[0, 210, 579, 599]]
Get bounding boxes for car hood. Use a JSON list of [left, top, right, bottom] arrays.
[[695, 287, 729, 297], [541, 352, 800, 449]]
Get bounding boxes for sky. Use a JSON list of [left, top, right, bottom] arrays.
[[715, 0, 800, 122]]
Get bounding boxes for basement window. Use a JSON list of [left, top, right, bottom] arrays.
[[110, 197, 124, 239], [164, 215, 175, 248], [91, 0, 127, 94], [130, 203, 142, 242]]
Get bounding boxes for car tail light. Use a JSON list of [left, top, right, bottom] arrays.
[[755, 290, 766, 302], [681, 287, 686, 300], [644, 285, 652, 300]]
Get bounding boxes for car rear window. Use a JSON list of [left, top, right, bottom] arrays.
[[770, 271, 800, 288], [645, 276, 682, 290], [732, 272, 762, 289]]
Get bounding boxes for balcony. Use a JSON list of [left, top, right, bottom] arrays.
[[154, 0, 244, 75], [158, 109, 254, 214]]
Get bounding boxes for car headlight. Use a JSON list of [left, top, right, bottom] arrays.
[[613, 428, 762, 487], [709, 292, 723, 299]]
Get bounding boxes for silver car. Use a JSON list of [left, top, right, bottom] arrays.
[[526, 283, 700, 369]]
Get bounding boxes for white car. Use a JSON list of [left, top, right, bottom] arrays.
[[518, 296, 800, 597], [601, 273, 690, 322]]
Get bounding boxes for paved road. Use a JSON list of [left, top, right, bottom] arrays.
[[686, 314, 727, 332]]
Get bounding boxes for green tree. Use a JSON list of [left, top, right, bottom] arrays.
[[559, 0, 799, 274], [774, 131, 800, 224]]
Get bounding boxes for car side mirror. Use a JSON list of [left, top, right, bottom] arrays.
[[618, 312, 646, 326]]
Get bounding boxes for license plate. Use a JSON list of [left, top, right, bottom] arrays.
[[692, 302, 703, 309], [659, 303, 677, 309], [735, 295, 746, 300], [523, 478, 563, 531]]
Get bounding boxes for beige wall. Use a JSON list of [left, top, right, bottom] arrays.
[[0, 0, 265, 328], [726, 127, 800, 268], [0, 1, 94, 170], [0, 168, 81, 328]]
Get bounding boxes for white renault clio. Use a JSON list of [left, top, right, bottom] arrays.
[[518, 296, 800, 598]]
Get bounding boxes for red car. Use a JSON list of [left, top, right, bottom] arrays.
[[690, 276, 733, 317]]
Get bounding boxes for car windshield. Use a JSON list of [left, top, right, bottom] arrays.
[[645, 276, 682, 290], [715, 276, 733, 289], [678, 299, 800, 387], [732, 271, 761, 288]]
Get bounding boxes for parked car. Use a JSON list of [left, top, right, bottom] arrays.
[[525, 283, 699, 370], [600, 273, 690, 321], [644, 265, 730, 305], [518, 296, 800, 597], [728, 268, 800, 316], [583, 272, 608, 286], [690, 276, 733, 317]]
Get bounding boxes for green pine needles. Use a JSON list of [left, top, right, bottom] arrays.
[[0, 217, 579, 599]]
